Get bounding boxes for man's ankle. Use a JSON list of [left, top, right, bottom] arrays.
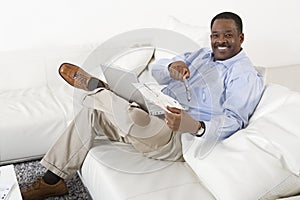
[[87, 77, 105, 91], [43, 170, 62, 185]]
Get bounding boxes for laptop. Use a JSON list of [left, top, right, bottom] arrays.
[[101, 65, 166, 115]]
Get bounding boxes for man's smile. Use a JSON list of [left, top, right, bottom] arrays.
[[214, 44, 230, 54], [217, 46, 228, 52]]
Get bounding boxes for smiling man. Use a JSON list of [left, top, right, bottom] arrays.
[[153, 11, 264, 140], [211, 13, 244, 61], [21, 12, 264, 200]]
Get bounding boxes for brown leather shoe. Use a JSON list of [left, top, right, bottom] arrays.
[[21, 178, 68, 200], [59, 63, 109, 91]]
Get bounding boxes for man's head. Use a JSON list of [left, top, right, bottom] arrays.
[[210, 12, 244, 61]]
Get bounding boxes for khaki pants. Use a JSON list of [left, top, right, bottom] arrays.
[[41, 89, 184, 179]]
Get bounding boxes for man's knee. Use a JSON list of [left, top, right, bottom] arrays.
[[128, 106, 151, 127]]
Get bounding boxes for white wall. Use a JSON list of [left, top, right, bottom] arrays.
[[0, 0, 299, 67]]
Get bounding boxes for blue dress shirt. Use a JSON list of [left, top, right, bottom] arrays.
[[152, 48, 264, 140]]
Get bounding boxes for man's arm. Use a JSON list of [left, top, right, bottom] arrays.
[[204, 71, 264, 140], [151, 52, 192, 85]]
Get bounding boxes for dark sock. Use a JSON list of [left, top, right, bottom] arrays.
[[87, 77, 104, 91], [43, 170, 62, 185]]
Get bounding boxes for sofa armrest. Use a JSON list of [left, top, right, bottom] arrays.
[[262, 64, 300, 93]]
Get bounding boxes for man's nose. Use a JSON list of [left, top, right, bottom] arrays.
[[217, 35, 226, 43]]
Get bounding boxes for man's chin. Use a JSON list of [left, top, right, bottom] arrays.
[[213, 49, 229, 60], [214, 54, 228, 61]]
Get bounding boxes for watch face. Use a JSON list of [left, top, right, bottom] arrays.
[[195, 121, 205, 137], [198, 127, 204, 134]]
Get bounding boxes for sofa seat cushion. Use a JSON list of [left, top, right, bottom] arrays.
[[0, 85, 74, 163], [80, 138, 215, 200]]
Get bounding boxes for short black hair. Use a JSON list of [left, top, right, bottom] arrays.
[[210, 12, 243, 34]]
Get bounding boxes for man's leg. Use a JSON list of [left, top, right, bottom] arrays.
[[20, 107, 101, 200], [21, 63, 183, 199], [41, 107, 98, 179], [82, 85, 185, 162], [20, 62, 117, 200], [83, 88, 184, 162], [41, 89, 131, 179], [21, 87, 134, 200], [125, 106, 184, 162]]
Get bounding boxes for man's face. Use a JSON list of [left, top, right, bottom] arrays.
[[210, 19, 244, 61]]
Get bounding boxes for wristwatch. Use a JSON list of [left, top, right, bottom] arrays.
[[195, 121, 206, 137]]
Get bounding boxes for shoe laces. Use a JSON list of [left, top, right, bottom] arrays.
[[73, 72, 88, 85]]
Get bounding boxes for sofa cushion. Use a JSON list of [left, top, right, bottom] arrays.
[[80, 138, 215, 200], [105, 46, 154, 74], [166, 16, 209, 47], [248, 84, 300, 175], [182, 84, 300, 200], [0, 85, 74, 164]]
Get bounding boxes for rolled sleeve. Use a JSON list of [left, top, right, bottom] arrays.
[[151, 53, 191, 85]]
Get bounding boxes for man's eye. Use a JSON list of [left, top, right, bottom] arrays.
[[212, 34, 218, 39], [225, 33, 233, 38]]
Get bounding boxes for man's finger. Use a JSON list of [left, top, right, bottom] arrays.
[[166, 106, 181, 114]]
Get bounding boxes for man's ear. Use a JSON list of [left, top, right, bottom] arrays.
[[240, 33, 245, 43]]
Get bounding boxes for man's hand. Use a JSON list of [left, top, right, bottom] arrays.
[[165, 106, 200, 133], [168, 61, 190, 81]]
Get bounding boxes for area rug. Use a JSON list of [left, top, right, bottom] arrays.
[[14, 160, 91, 200]]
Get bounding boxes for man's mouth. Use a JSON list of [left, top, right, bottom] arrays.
[[215, 45, 230, 53], [218, 46, 227, 50]]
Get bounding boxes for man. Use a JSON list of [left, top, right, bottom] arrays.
[[21, 12, 264, 199]]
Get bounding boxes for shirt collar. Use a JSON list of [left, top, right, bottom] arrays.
[[203, 48, 246, 68]]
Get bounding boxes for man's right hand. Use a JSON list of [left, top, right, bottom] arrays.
[[165, 106, 200, 133], [168, 61, 190, 81]]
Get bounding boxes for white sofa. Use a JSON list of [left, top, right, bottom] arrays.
[[78, 30, 300, 200], [1, 28, 300, 200]]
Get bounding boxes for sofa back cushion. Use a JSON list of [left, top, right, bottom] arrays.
[[0, 44, 96, 91]]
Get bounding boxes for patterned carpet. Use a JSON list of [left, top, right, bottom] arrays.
[[14, 160, 91, 200]]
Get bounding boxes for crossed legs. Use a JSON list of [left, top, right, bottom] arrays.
[[21, 63, 183, 200]]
